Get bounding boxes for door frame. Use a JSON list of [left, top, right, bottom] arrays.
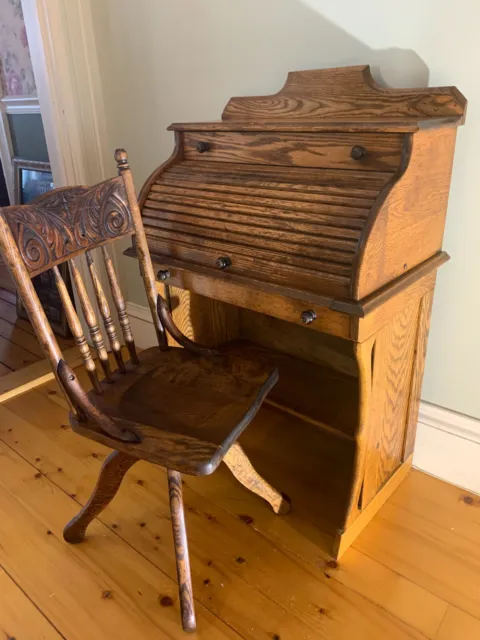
[[20, 0, 124, 333], [22, 0, 110, 188]]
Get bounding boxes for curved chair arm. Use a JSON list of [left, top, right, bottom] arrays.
[[57, 360, 140, 443], [156, 294, 220, 357]]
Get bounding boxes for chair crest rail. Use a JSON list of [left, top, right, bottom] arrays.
[[3, 178, 134, 277]]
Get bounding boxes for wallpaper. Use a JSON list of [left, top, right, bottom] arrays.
[[0, 0, 36, 96]]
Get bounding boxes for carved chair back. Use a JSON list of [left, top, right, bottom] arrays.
[[0, 149, 166, 397]]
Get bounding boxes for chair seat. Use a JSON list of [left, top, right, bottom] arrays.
[[69, 340, 278, 475]]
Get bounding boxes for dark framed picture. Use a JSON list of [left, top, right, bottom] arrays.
[[13, 158, 73, 338], [13, 158, 54, 205]]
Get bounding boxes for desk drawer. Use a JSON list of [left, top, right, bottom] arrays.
[[184, 131, 404, 172]]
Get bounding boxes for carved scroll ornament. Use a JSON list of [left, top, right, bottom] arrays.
[[2, 177, 133, 276]]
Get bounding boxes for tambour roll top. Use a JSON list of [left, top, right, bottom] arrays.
[[138, 66, 466, 310]]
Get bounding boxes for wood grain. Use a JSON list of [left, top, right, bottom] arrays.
[[355, 128, 458, 298], [0, 566, 63, 639], [436, 606, 480, 640], [354, 469, 480, 621], [0, 334, 40, 370], [152, 261, 351, 338], [0, 345, 80, 404], [116, 149, 168, 349], [0, 315, 45, 358], [222, 65, 466, 122], [224, 442, 291, 514], [102, 244, 138, 363], [0, 362, 11, 376], [335, 454, 413, 559], [53, 265, 101, 393], [362, 301, 420, 505], [67, 342, 279, 474], [184, 131, 404, 171], [69, 256, 112, 382], [403, 290, 434, 459], [167, 468, 196, 633], [85, 250, 125, 373], [140, 67, 462, 308], [0, 440, 239, 639], [1, 178, 134, 277], [169, 119, 423, 133], [2, 379, 478, 639], [63, 450, 138, 544], [147, 233, 352, 300], [0, 213, 64, 375]]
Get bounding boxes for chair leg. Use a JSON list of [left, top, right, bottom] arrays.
[[63, 450, 137, 544], [167, 468, 196, 633], [224, 443, 291, 515]]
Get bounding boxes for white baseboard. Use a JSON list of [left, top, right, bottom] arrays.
[[413, 401, 480, 495], [126, 301, 480, 494], [126, 301, 158, 349]]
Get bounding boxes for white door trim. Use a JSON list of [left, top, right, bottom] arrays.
[[1, 96, 41, 115], [21, 0, 122, 336], [22, 0, 110, 187], [0, 101, 15, 204]]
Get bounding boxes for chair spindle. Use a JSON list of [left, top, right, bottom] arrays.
[[116, 149, 168, 350], [53, 265, 102, 394], [69, 257, 112, 382], [85, 250, 125, 373], [101, 245, 139, 364]]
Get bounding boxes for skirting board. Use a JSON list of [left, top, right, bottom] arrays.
[[126, 301, 158, 349], [127, 301, 480, 495], [414, 401, 480, 495]]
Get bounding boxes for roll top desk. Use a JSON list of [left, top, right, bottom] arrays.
[[131, 66, 466, 558]]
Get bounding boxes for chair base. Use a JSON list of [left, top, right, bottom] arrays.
[[64, 443, 290, 633], [223, 443, 291, 515], [63, 450, 137, 543]]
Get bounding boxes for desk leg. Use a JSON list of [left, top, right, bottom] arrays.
[[336, 291, 433, 558]]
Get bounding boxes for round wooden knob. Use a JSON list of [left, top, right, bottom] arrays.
[[196, 141, 210, 153], [157, 269, 171, 281], [351, 145, 367, 160], [300, 310, 317, 325], [215, 256, 232, 269]]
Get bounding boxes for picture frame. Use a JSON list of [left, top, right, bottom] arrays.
[[13, 158, 73, 338], [13, 158, 54, 205]]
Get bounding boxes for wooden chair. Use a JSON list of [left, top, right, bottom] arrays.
[[0, 149, 290, 633]]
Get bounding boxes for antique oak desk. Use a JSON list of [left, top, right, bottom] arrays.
[[131, 66, 466, 558]]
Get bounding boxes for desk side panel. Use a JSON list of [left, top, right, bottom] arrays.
[[354, 127, 457, 299]]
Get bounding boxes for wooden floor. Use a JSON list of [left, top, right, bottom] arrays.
[[0, 266, 73, 378], [0, 369, 479, 639], [0, 285, 45, 376]]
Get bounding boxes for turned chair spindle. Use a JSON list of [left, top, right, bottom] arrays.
[[0, 149, 290, 633]]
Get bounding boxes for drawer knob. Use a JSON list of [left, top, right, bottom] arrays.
[[157, 269, 171, 281], [215, 256, 232, 270], [196, 141, 210, 153], [300, 309, 317, 325], [351, 145, 367, 160]]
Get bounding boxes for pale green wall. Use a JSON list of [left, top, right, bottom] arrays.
[[90, 0, 479, 420]]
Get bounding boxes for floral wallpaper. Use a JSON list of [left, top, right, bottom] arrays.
[[0, 0, 36, 96]]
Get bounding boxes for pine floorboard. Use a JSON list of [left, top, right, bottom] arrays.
[[0, 365, 479, 639], [0, 285, 75, 380]]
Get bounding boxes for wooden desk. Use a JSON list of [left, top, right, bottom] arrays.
[[132, 65, 466, 558]]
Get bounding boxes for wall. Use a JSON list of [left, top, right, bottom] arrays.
[[0, 0, 36, 96], [90, 0, 479, 422]]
